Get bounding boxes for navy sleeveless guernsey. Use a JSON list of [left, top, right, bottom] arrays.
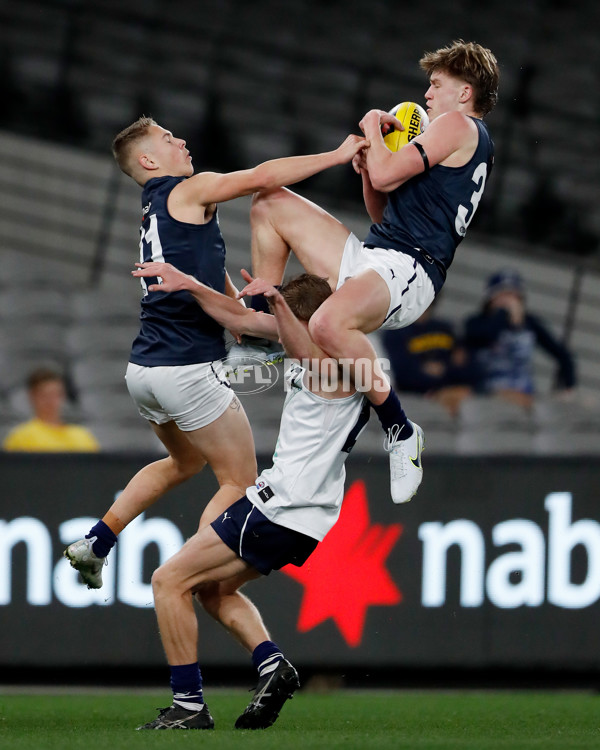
[[364, 117, 494, 294], [129, 175, 227, 366]]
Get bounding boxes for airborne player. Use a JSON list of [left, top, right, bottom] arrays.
[[236, 40, 499, 505]]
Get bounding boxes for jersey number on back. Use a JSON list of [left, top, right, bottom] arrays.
[[138, 214, 165, 295], [455, 162, 488, 237]]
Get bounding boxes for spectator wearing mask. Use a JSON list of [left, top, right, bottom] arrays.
[[464, 269, 576, 408]]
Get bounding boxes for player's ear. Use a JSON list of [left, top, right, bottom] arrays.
[[139, 152, 158, 171], [459, 84, 472, 104]]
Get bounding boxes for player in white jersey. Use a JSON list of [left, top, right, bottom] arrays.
[[131, 262, 370, 731], [247, 361, 369, 541]]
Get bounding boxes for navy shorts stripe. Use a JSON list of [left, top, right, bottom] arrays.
[[384, 260, 418, 323]]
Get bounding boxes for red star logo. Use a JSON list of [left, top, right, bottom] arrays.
[[282, 480, 403, 647]]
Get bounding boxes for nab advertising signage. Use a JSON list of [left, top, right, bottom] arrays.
[[1, 453, 600, 670]]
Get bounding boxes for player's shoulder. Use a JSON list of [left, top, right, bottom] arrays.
[[171, 171, 220, 207], [429, 111, 477, 136]]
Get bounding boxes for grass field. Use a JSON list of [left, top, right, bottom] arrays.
[[1, 689, 599, 749]]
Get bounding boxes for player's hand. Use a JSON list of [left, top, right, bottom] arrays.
[[352, 147, 369, 174], [132, 262, 193, 293], [359, 109, 403, 137], [237, 268, 283, 302], [334, 134, 370, 165]]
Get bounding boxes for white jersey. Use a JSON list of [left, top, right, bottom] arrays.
[[246, 363, 369, 541]]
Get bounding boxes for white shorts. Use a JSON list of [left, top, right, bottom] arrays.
[[337, 233, 435, 330], [125, 360, 234, 432]]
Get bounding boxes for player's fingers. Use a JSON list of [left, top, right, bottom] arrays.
[[381, 113, 404, 131], [240, 268, 254, 283]]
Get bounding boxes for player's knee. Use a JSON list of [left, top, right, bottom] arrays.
[[309, 309, 343, 357], [250, 187, 287, 220], [151, 564, 170, 597], [172, 457, 205, 482]]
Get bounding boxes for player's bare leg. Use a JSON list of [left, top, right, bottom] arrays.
[[152, 526, 250, 665], [250, 187, 350, 287], [227, 187, 350, 368], [309, 270, 424, 504], [195, 573, 268, 653], [196, 566, 300, 730], [64, 396, 256, 588], [227, 188, 350, 368], [138, 526, 249, 730]]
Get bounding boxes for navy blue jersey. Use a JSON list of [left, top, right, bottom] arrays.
[[364, 118, 494, 294], [129, 176, 227, 366]]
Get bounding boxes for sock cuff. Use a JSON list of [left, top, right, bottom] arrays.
[[86, 520, 117, 543], [252, 640, 284, 673], [170, 662, 203, 702]]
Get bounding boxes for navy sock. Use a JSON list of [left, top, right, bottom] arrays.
[[252, 640, 284, 677], [372, 390, 413, 437], [85, 520, 117, 558], [249, 285, 281, 315], [170, 662, 204, 708], [249, 294, 271, 314]]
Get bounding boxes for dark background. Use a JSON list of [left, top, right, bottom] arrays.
[[2, 453, 599, 686]]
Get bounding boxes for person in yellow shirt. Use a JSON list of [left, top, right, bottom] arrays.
[[3, 367, 99, 452]]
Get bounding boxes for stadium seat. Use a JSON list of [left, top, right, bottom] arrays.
[[71, 357, 127, 393], [456, 396, 534, 455], [0, 288, 73, 324], [533, 397, 600, 455], [395, 394, 457, 455], [85, 421, 167, 455]]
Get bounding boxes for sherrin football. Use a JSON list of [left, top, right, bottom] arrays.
[[382, 101, 429, 152]]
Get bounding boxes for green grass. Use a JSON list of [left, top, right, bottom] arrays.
[[0, 689, 599, 749]]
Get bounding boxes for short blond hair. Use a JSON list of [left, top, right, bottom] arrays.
[[420, 40, 499, 116], [112, 116, 157, 178]]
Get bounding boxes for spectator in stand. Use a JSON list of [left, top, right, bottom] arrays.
[[381, 301, 482, 416], [2, 367, 99, 452], [463, 269, 576, 408]]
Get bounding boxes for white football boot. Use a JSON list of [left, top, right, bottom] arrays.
[[64, 537, 107, 589], [384, 421, 425, 504]]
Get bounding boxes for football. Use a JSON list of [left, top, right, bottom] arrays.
[[382, 101, 429, 152]]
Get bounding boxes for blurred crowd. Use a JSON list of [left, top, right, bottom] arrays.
[[381, 268, 576, 417]]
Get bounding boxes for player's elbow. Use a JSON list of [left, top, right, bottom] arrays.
[[249, 163, 280, 192], [368, 172, 391, 192]]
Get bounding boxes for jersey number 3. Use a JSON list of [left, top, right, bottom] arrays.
[[455, 162, 488, 237]]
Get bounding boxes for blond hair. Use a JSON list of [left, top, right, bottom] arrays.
[[112, 116, 157, 178], [420, 40, 499, 116]]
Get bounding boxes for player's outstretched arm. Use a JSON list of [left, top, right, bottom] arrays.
[[132, 262, 278, 340], [175, 134, 368, 207]]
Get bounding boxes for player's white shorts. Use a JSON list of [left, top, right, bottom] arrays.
[[125, 360, 234, 432], [337, 233, 435, 330]]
